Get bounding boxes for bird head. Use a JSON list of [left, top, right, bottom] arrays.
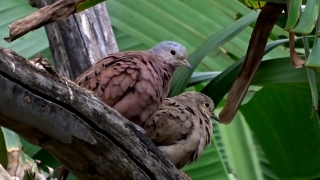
[[198, 92, 219, 122], [149, 41, 191, 70]]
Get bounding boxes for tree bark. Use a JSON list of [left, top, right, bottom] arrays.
[[3, 1, 182, 179], [0, 47, 185, 180], [33, 0, 118, 80]]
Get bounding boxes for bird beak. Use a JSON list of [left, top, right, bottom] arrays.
[[182, 59, 192, 70], [211, 113, 219, 122]]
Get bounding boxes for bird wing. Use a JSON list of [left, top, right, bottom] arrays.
[[75, 52, 161, 125], [145, 97, 194, 146], [75, 53, 140, 106], [145, 92, 213, 169]]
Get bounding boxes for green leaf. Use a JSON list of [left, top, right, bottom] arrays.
[[1, 128, 22, 172], [107, 0, 288, 95], [301, 6, 320, 114], [241, 86, 320, 179], [188, 72, 221, 87], [169, 10, 260, 96], [2, 127, 21, 152], [255, 141, 278, 180], [304, 34, 320, 71], [0, 128, 52, 179], [33, 149, 63, 178], [201, 37, 297, 106], [299, 13, 319, 115], [219, 85, 262, 108], [0, 128, 8, 168], [242, 0, 266, 9], [217, 110, 264, 180], [251, 0, 307, 4], [284, 0, 302, 30], [107, 0, 261, 73], [305, 5, 320, 71], [20, 138, 41, 157], [234, 85, 262, 105], [251, 56, 320, 85], [251, 0, 287, 3], [305, 62, 318, 111], [292, 0, 319, 34], [76, 0, 106, 12]]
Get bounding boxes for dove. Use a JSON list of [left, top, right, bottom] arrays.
[[75, 41, 191, 126], [145, 91, 219, 169], [58, 41, 191, 180]]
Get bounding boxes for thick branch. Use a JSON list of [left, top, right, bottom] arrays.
[[0, 47, 185, 180]]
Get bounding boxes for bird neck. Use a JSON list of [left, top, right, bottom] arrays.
[[158, 62, 175, 97], [161, 62, 176, 81], [167, 62, 176, 72]]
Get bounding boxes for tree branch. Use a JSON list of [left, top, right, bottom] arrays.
[[0, 47, 185, 180], [5, 0, 85, 43]]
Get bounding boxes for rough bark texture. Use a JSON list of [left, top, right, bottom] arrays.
[[33, 0, 118, 80], [0, 47, 186, 180]]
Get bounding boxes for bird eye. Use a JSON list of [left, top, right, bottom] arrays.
[[170, 50, 176, 55], [205, 102, 210, 108]]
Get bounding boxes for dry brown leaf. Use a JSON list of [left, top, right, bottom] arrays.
[[219, 3, 285, 124], [28, 160, 55, 180], [0, 164, 15, 180], [34, 172, 47, 180], [7, 150, 25, 180], [285, 1, 305, 68], [288, 31, 305, 67]]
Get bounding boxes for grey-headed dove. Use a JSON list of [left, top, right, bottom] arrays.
[[75, 41, 191, 126], [58, 41, 191, 180], [145, 91, 219, 169]]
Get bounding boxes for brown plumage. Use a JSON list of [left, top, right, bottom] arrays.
[[75, 41, 191, 126], [145, 91, 219, 169], [58, 41, 191, 180]]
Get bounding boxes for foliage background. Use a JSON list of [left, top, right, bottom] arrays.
[[0, 0, 320, 180]]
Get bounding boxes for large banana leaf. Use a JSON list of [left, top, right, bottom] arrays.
[[241, 86, 320, 179], [244, 57, 320, 179], [214, 110, 263, 180], [106, 0, 288, 72], [3, 0, 319, 180], [202, 50, 320, 179]]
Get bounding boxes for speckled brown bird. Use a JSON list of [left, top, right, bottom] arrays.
[[59, 41, 191, 180], [75, 41, 191, 126], [145, 91, 219, 169]]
